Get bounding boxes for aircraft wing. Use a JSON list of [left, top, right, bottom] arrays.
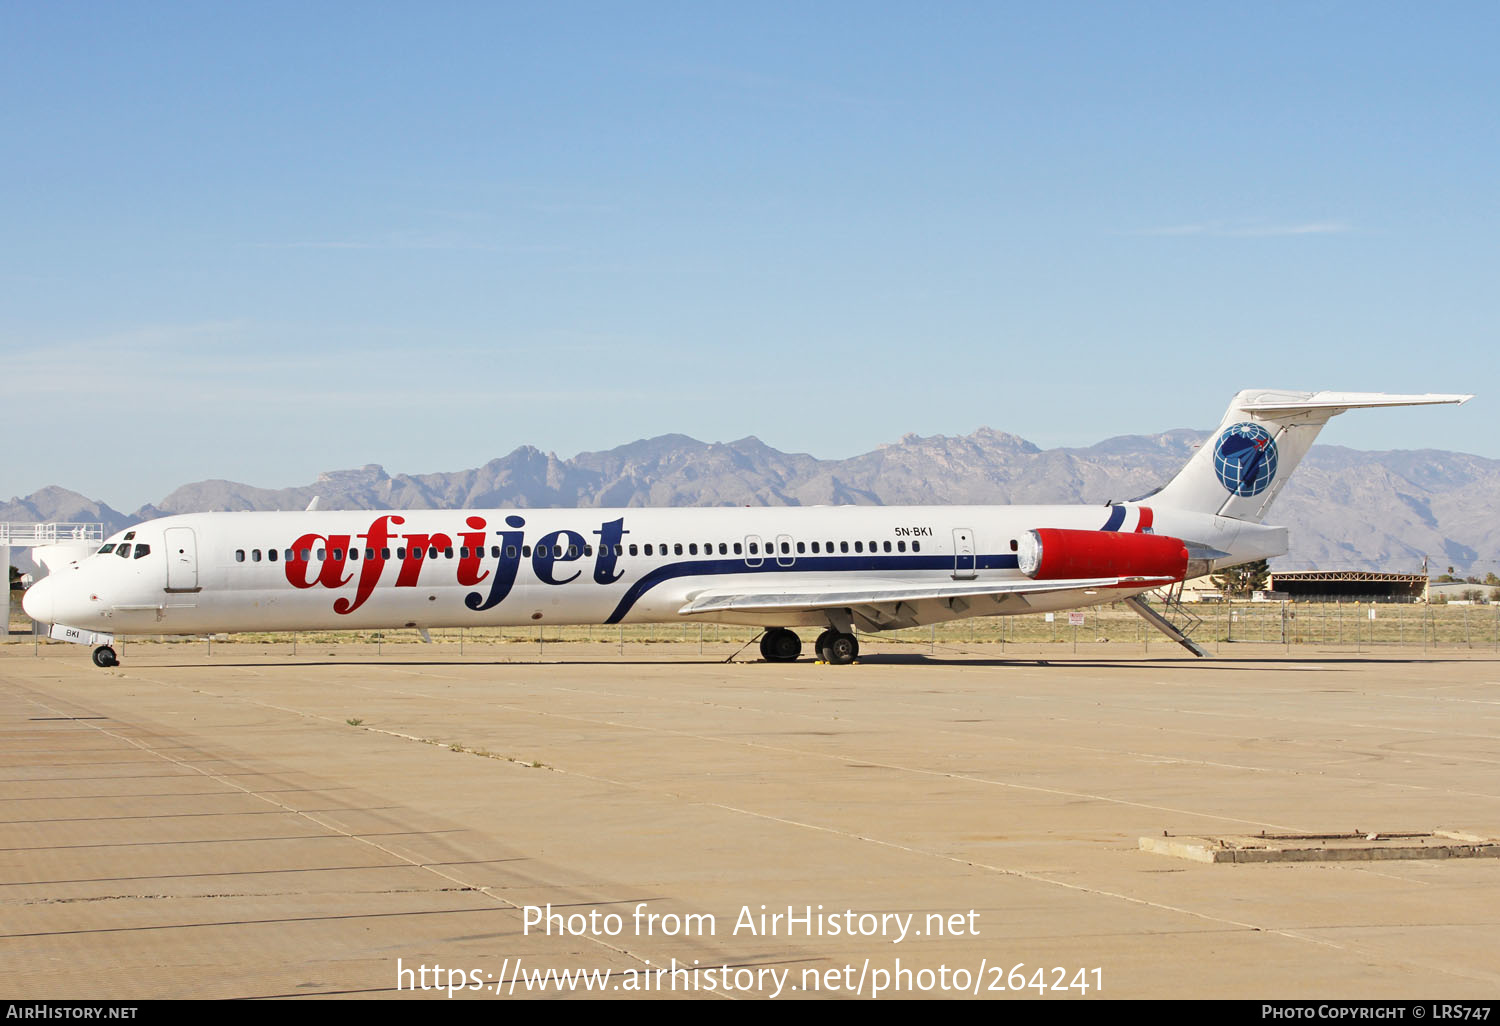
[[679, 574, 1176, 620]]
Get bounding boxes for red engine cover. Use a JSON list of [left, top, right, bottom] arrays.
[[1018, 529, 1189, 583]]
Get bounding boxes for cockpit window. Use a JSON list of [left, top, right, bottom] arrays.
[[123, 531, 136, 541], [98, 543, 116, 555], [134, 544, 150, 559], [116, 544, 131, 559]]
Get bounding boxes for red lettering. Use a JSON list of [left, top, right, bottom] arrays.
[[283, 533, 353, 590], [334, 515, 402, 615], [395, 532, 453, 588], [458, 516, 490, 587]]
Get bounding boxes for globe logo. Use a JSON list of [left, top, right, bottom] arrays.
[[1213, 422, 1278, 497]]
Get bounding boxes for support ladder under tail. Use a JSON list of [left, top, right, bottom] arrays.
[[1124, 584, 1211, 658]]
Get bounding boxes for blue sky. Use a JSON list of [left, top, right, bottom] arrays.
[[3, 2, 1494, 511]]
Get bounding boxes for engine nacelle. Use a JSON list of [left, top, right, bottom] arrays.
[[1017, 528, 1190, 583]]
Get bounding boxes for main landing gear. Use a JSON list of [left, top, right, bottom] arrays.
[[91, 646, 118, 669], [758, 628, 860, 665], [760, 628, 802, 662], [816, 630, 864, 669], [814, 629, 859, 666]]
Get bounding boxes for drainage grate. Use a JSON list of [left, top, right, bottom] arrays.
[[1139, 830, 1500, 864]]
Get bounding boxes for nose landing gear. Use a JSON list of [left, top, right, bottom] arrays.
[[91, 646, 118, 668]]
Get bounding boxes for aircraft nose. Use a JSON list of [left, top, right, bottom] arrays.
[[21, 576, 54, 625]]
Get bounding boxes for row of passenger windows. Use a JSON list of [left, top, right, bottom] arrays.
[[234, 538, 924, 563]]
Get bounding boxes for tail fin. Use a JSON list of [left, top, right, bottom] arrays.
[[1152, 389, 1472, 523]]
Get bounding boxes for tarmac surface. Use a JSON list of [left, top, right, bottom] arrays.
[[2, 640, 1498, 1000]]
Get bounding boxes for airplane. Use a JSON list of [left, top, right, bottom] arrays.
[[22, 389, 1472, 669]]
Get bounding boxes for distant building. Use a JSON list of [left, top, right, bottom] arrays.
[[1269, 571, 1427, 602]]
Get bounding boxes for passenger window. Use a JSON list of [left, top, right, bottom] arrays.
[[1010, 539, 1018, 551], [840, 541, 849, 553], [854, 541, 863, 553], [301, 549, 312, 562], [718, 543, 727, 555], [689, 543, 698, 555], [674, 543, 683, 555], [883, 541, 892, 553], [269, 549, 279, 562], [252, 549, 262, 562], [897, 540, 906, 552], [810, 542, 820, 553], [796, 542, 805, 554], [913, 541, 920, 552], [380, 548, 390, 559], [733, 542, 742, 555], [396, 547, 406, 559], [629, 544, 639, 556], [567, 545, 579, 558], [749, 542, 758, 555], [505, 545, 517, 558], [522, 545, 532, 558], [236, 550, 246, 562], [332, 548, 344, 560], [348, 548, 358, 561], [316, 549, 326, 561], [644, 544, 653, 556]]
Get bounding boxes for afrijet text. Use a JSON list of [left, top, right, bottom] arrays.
[[283, 515, 628, 615]]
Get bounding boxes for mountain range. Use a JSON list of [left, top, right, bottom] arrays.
[[4, 428, 1496, 575]]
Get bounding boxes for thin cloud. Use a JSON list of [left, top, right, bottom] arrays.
[[1135, 220, 1354, 238]]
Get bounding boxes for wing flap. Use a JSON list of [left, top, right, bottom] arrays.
[[679, 575, 1176, 616]]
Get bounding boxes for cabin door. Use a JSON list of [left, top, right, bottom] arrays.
[[164, 527, 201, 593]]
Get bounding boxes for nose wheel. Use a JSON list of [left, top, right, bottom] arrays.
[[91, 646, 118, 669]]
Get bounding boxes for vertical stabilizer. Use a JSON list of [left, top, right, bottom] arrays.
[[1152, 390, 1471, 523]]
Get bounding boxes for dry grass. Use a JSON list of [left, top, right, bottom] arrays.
[[10, 597, 1496, 649]]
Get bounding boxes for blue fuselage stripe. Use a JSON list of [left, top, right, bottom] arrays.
[[604, 553, 1022, 623]]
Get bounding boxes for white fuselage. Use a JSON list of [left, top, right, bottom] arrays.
[[24, 502, 1280, 637]]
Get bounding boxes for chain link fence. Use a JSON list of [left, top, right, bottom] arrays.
[[9, 593, 1499, 654]]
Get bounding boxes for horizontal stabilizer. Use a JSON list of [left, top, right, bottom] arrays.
[[1236, 391, 1472, 413]]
